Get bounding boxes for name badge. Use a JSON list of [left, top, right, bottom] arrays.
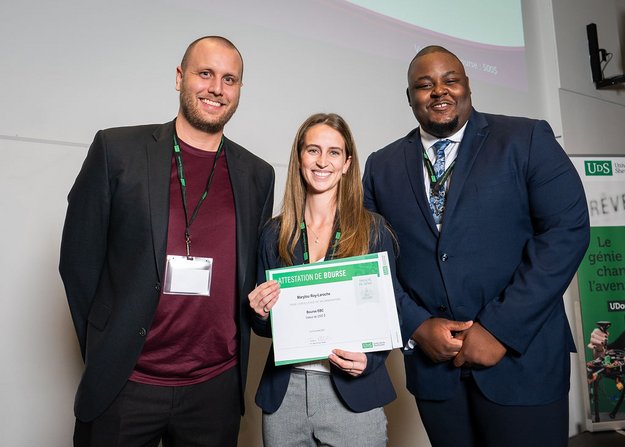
[[163, 255, 213, 296]]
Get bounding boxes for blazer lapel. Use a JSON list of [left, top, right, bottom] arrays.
[[403, 130, 441, 236], [146, 121, 175, 282], [441, 110, 489, 228], [223, 138, 248, 291]]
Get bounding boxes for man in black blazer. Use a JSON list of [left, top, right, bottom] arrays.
[[363, 46, 589, 446], [60, 36, 274, 446]]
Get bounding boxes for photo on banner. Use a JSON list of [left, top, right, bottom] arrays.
[[571, 156, 625, 432]]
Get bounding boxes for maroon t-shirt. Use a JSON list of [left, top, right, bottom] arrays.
[[130, 138, 237, 386]]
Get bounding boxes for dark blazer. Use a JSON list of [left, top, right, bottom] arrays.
[[59, 120, 275, 421], [363, 109, 590, 405], [252, 215, 398, 413]]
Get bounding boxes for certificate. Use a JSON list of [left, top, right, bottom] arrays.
[[267, 252, 402, 366]]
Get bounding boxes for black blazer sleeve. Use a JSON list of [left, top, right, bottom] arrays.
[[59, 130, 112, 357]]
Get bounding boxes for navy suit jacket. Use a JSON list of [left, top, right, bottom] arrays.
[[60, 121, 275, 421], [363, 109, 590, 405], [251, 215, 398, 413]]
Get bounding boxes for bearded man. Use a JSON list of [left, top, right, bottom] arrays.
[[60, 36, 274, 447]]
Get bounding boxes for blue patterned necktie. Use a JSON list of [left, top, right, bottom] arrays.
[[429, 139, 452, 224]]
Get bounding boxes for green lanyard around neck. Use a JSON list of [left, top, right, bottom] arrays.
[[422, 150, 456, 195], [173, 134, 224, 256]]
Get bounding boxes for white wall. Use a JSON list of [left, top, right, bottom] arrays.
[[0, 140, 85, 444], [554, 0, 625, 156], [0, 0, 616, 444]]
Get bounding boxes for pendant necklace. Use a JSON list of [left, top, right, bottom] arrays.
[[307, 224, 322, 244]]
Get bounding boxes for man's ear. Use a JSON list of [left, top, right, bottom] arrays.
[[175, 66, 183, 92], [406, 87, 411, 106]]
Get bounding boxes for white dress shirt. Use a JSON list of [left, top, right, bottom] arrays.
[[419, 123, 468, 231]]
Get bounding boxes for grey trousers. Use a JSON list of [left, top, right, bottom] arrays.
[[262, 369, 387, 447]]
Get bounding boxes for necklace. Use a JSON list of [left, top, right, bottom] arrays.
[[307, 224, 322, 244]]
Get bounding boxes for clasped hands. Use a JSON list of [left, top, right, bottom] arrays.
[[411, 318, 506, 368], [247, 280, 367, 376]]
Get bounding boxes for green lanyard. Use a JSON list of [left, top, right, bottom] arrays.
[[299, 219, 341, 264], [422, 150, 456, 195], [173, 134, 224, 256]]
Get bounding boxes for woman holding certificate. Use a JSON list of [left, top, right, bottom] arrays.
[[248, 113, 399, 446]]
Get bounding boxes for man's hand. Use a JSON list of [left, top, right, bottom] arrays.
[[587, 328, 608, 350], [412, 318, 473, 363], [587, 328, 608, 358], [452, 322, 506, 368]]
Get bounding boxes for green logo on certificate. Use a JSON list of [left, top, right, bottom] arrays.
[[584, 160, 612, 176], [362, 342, 373, 349]]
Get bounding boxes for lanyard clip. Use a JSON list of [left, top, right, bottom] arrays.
[[185, 231, 191, 257]]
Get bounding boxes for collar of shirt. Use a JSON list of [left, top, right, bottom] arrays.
[[419, 122, 468, 166], [418, 122, 469, 232]]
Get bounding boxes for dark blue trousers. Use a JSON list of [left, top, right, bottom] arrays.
[[416, 375, 569, 447]]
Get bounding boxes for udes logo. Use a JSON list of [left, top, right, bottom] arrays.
[[585, 160, 613, 176], [608, 301, 625, 311]]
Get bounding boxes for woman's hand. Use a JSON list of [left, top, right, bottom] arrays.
[[329, 349, 367, 377], [248, 280, 280, 320]]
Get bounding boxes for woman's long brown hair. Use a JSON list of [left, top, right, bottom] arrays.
[[277, 113, 374, 265]]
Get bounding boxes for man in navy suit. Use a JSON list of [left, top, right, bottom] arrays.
[[60, 36, 274, 446], [363, 46, 589, 446]]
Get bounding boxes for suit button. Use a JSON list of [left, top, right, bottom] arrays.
[[155, 283, 161, 291], [440, 253, 449, 262], [139, 327, 147, 337], [438, 305, 447, 312]]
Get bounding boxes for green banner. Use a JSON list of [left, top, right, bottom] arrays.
[[270, 261, 380, 289], [571, 156, 625, 430]]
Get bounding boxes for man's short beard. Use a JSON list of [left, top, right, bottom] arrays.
[[425, 116, 459, 138], [179, 94, 238, 134]]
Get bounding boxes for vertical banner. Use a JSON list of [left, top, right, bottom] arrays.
[[571, 156, 625, 431]]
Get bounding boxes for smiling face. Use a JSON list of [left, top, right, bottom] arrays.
[[407, 50, 472, 138], [176, 38, 243, 134], [300, 124, 352, 197]]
